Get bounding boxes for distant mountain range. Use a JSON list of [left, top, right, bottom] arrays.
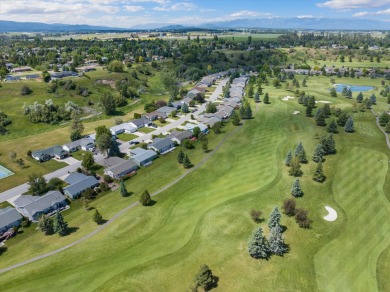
[[1, 17, 390, 33]]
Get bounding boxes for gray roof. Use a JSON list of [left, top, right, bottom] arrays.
[[170, 130, 192, 141], [205, 117, 222, 126], [156, 106, 176, 114], [132, 149, 158, 165], [130, 148, 147, 156], [0, 207, 22, 230], [148, 137, 174, 151], [63, 176, 99, 198], [15, 191, 66, 218], [97, 156, 126, 168], [32, 145, 68, 158], [64, 173, 88, 185], [106, 159, 138, 176], [130, 117, 149, 127]]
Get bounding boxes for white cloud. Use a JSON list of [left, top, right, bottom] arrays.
[[317, 0, 390, 9], [128, 0, 169, 4], [153, 2, 195, 11], [124, 5, 145, 12], [297, 15, 315, 18], [353, 8, 390, 16], [230, 10, 272, 18]]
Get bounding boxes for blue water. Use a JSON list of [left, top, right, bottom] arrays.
[[334, 84, 374, 93], [0, 165, 14, 179]]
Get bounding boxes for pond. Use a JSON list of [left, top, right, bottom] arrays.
[[0, 165, 14, 180], [334, 84, 374, 93]]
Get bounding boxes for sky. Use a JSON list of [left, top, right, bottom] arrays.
[[0, 0, 390, 28]]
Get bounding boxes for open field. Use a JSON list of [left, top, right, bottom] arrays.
[[0, 75, 389, 291]]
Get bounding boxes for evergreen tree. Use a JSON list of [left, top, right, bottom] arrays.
[[323, 104, 331, 117], [244, 103, 253, 119], [264, 92, 270, 104], [337, 112, 349, 126], [356, 92, 364, 103], [254, 92, 260, 103], [312, 144, 324, 163], [183, 154, 192, 169], [320, 134, 336, 155], [231, 110, 241, 126], [38, 215, 54, 235], [327, 119, 338, 133], [201, 139, 209, 152], [268, 207, 281, 230], [289, 157, 302, 177], [191, 264, 216, 291], [181, 102, 189, 113], [53, 211, 68, 236], [269, 226, 287, 256], [247, 227, 270, 259], [306, 103, 313, 117], [313, 162, 326, 182], [93, 209, 103, 224], [248, 84, 254, 98], [291, 178, 303, 197], [120, 179, 128, 197], [379, 112, 390, 126], [294, 142, 308, 163], [344, 117, 354, 133], [364, 98, 372, 109], [341, 86, 348, 96], [284, 150, 292, 166], [108, 137, 121, 157], [330, 88, 337, 97], [346, 88, 352, 99], [302, 78, 307, 87], [239, 105, 245, 118], [370, 94, 377, 105], [140, 190, 152, 206], [177, 149, 185, 164], [315, 109, 326, 126]]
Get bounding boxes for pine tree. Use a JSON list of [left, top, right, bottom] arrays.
[[254, 92, 260, 103], [269, 226, 287, 256], [320, 134, 336, 155], [370, 93, 377, 105], [239, 105, 245, 118], [181, 102, 189, 113], [346, 88, 352, 99], [284, 150, 292, 166], [315, 109, 326, 126], [312, 144, 324, 163], [244, 102, 253, 119], [330, 88, 337, 97], [302, 78, 307, 87], [183, 154, 192, 169], [291, 178, 304, 197], [313, 162, 326, 182], [191, 264, 216, 291], [177, 150, 185, 164], [93, 209, 103, 224], [268, 207, 281, 230], [247, 227, 270, 259], [344, 117, 354, 133], [108, 137, 121, 157], [356, 92, 364, 103], [337, 112, 349, 126], [306, 103, 313, 117], [264, 92, 270, 104], [294, 142, 308, 163], [120, 179, 128, 197], [231, 110, 241, 126], [327, 119, 338, 133], [289, 157, 302, 177], [53, 211, 68, 236], [342, 86, 348, 96], [248, 84, 254, 98], [323, 104, 331, 117], [38, 215, 54, 235], [140, 190, 152, 206]]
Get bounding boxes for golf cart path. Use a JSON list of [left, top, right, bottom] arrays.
[[370, 109, 390, 149], [0, 122, 243, 275]]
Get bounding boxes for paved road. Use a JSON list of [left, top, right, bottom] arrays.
[[370, 109, 390, 150], [0, 120, 243, 275], [0, 78, 228, 203]]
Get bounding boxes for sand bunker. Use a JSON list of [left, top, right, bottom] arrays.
[[315, 100, 332, 104], [282, 96, 295, 101], [292, 111, 300, 115], [323, 206, 337, 222]]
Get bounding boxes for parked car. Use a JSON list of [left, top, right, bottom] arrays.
[[130, 141, 140, 145]]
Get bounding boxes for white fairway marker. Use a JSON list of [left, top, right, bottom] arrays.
[[323, 206, 337, 222]]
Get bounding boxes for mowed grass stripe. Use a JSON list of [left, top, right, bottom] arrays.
[[314, 147, 390, 292]]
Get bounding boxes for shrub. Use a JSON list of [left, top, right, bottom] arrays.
[[250, 210, 262, 223], [103, 175, 113, 183], [295, 208, 311, 228], [282, 198, 296, 216]]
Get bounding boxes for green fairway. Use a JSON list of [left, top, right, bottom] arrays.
[[315, 148, 390, 292], [0, 76, 389, 291]]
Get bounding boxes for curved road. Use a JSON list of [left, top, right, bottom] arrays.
[[0, 121, 243, 275]]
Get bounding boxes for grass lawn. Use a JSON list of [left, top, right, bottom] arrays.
[[116, 133, 138, 142], [0, 76, 389, 291], [138, 127, 156, 134], [153, 119, 170, 127]]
